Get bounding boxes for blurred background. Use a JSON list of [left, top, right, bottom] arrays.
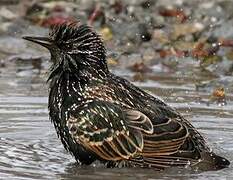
[[0, 0, 232, 179]]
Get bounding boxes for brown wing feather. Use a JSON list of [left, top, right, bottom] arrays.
[[134, 116, 201, 169], [142, 119, 188, 155], [66, 100, 203, 168], [66, 102, 153, 161]]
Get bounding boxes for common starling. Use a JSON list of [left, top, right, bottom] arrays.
[[23, 22, 230, 171]]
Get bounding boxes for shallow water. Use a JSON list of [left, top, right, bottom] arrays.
[[0, 59, 232, 180]]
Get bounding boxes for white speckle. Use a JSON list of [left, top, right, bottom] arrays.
[[110, 122, 113, 127]]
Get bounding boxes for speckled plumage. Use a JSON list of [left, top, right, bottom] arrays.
[[23, 22, 230, 171]]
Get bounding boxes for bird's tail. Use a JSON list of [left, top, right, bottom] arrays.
[[194, 152, 230, 171], [212, 153, 230, 170]]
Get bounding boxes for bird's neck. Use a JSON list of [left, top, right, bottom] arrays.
[[48, 49, 109, 83], [48, 58, 109, 85]]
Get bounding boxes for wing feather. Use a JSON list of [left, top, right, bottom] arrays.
[[66, 101, 153, 161], [65, 97, 204, 169]]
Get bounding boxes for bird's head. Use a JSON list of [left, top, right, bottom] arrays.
[[23, 22, 107, 78]]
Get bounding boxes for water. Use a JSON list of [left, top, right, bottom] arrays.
[[0, 58, 232, 180]]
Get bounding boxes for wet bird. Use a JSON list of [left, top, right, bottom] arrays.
[[23, 22, 230, 171]]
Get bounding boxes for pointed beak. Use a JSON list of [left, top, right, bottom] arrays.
[[22, 36, 53, 49]]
